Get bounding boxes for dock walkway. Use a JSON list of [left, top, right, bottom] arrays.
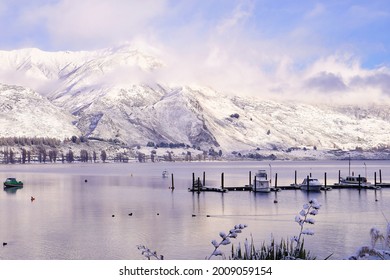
[[188, 171, 390, 193]]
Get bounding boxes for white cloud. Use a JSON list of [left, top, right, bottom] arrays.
[[305, 3, 326, 18], [347, 4, 390, 26], [2, 0, 390, 105], [21, 0, 168, 50], [216, 1, 253, 34]]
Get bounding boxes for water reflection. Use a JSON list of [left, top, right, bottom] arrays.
[[0, 161, 389, 260], [3, 186, 23, 194]]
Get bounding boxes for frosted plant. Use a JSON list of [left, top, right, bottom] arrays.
[[351, 223, 390, 260], [223, 199, 324, 260], [208, 224, 248, 259], [137, 245, 163, 260], [293, 198, 321, 249], [370, 227, 384, 248]]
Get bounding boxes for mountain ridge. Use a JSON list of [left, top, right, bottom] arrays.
[[1, 45, 390, 154]]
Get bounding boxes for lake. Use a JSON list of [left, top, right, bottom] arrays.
[[1, 160, 390, 260]]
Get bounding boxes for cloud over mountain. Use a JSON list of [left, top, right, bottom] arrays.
[[1, 46, 390, 153]]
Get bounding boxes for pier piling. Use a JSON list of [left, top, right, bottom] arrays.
[[274, 173, 278, 188], [294, 170, 297, 185], [306, 175, 309, 192], [171, 173, 175, 190], [254, 176, 257, 192], [221, 172, 224, 190], [324, 172, 327, 189]]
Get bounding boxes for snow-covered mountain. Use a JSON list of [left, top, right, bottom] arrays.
[[1, 45, 390, 153], [0, 83, 79, 138]]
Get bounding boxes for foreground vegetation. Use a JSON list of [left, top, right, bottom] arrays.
[[138, 198, 390, 260], [139, 199, 325, 260]]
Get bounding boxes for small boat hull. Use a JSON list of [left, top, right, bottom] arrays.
[[334, 176, 373, 189], [3, 178, 24, 189], [299, 177, 322, 192], [4, 183, 24, 188], [252, 181, 271, 193], [300, 185, 322, 192]]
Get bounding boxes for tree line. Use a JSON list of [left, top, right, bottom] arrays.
[[0, 136, 62, 148], [1, 148, 109, 164]]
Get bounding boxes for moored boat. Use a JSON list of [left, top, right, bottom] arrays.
[[334, 175, 374, 188], [299, 177, 322, 192], [3, 178, 24, 189], [252, 169, 271, 193]]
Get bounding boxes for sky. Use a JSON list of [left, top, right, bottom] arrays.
[[1, 0, 390, 103]]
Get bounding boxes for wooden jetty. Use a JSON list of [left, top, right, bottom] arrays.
[[188, 172, 228, 193], [188, 168, 390, 194]]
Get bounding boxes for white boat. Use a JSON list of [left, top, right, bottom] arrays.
[[162, 170, 169, 178], [299, 177, 322, 192], [252, 170, 271, 193], [334, 176, 373, 188]]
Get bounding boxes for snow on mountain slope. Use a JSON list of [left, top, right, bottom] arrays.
[[0, 83, 80, 138], [1, 45, 390, 153]]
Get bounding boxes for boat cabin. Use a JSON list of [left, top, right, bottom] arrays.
[[301, 178, 321, 185], [344, 176, 368, 183], [5, 178, 17, 182], [255, 170, 268, 180]]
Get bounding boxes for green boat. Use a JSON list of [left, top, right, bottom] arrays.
[[3, 178, 24, 189]]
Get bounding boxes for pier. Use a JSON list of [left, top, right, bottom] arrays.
[[188, 169, 390, 193]]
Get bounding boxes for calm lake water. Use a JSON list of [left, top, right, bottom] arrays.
[[1, 160, 390, 260]]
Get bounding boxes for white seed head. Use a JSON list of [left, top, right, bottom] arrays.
[[221, 238, 231, 245], [213, 250, 223, 256]]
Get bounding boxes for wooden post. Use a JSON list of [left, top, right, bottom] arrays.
[[254, 176, 257, 192], [275, 173, 278, 189], [380, 169, 382, 184], [374, 172, 377, 186], [192, 173, 195, 191], [310, 173, 312, 178], [306, 175, 309, 192], [249, 171, 252, 187], [358, 174, 361, 188], [197, 177, 201, 193], [348, 155, 351, 176], [221, 172, 224, 190], [171, 173, 175, 190], [324, 172, 327, 190], [294, 170, 297, 185], [203, 171, 205, 186], [338, 170, 341, 184]]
